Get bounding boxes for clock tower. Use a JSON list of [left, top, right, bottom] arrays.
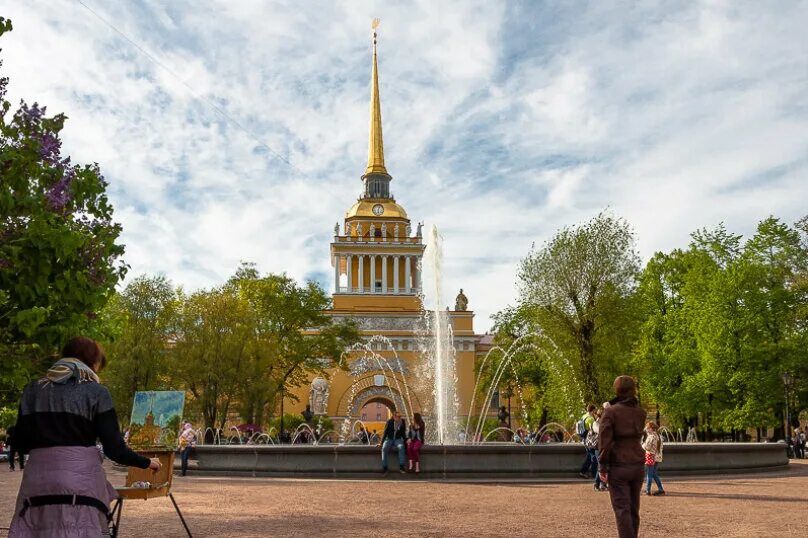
[[289, 23, 483, 437], [330, 23, 424, 313]]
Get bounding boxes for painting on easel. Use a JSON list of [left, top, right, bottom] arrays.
[[128, 391, 186, 448]]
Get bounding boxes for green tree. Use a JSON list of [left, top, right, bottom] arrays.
[[517, 211, 640, 404], [231, 267, 360, 426], [0, 18, 126, 414], [634, 218, 808, 436], [485, 306, 554, 427], [100, 275, 178, 419], [172, 285, 252, 430]]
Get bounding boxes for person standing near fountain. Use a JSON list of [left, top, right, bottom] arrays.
[[178, 422, 196, 477], [577, 404, 597, 478], [642, 422, 665, 496], [379, 411, 407, 475], [598, 376, 647, 538], [406, 413, 426, 473], [588, 408, 607, 491]]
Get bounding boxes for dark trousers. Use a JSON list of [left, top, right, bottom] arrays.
[[580, 446, 597, 475], [8, 447, 24, 470], [180, 446, 192, 476], [608, 464, 644, 538]]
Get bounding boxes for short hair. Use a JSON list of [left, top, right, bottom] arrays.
[[613, 375, 636, 398], [62, 336, 107, 371], [587, 404, 597, 412], [646, 421, 658, 431]]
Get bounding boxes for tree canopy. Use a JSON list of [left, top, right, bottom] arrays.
[[0, 17, 126, 418]]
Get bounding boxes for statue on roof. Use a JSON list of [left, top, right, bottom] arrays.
[[455, 289, 468, 311]]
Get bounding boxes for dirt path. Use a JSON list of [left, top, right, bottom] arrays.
[[2, 461, 806, 537]]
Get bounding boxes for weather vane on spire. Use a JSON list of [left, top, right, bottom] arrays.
[[372, 18, 380, 45]]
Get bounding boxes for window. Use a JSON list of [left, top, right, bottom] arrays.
[[361, 413, 367, 420], [376, 413, 381, 421], [376, 402, 382, 409]]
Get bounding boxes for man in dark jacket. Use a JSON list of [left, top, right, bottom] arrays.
[[598, 375, 647, 538], [379, 411, 407, 474], [7, 425, 24, 471]]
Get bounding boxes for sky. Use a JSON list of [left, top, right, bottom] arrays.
[[2, 1, 807, 330]]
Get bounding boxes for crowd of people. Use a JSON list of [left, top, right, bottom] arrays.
[[787, 427, 807, 458]]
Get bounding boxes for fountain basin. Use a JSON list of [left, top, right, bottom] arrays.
[[185, 443, 787, 479]]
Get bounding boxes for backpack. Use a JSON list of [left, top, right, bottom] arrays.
[[585, 427, 599, 449], [576, 415, 588, 437]]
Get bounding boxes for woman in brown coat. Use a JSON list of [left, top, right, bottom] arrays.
[[598, 375, 647, 538]]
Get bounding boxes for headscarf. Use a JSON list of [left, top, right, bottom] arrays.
[[41, 357, 100, 385]]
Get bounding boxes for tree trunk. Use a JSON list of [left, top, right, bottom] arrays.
[[539, 407, 548, 429], [578, 322, 599, 404]]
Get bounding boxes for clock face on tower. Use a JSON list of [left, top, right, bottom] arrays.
[[372, 204, 384, 216]]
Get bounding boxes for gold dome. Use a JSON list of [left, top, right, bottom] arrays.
[[345, 199, 408, 220]]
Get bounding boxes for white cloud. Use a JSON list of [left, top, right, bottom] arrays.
[[2, 0, 807, 331]]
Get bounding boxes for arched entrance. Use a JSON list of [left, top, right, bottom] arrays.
[[357, 396, 396, 439], [335, 373, 422, 419]]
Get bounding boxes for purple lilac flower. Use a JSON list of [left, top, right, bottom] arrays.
[[20, 102, 45, 124], [45, 167, 76, 212], [38, 132, 61, 163]]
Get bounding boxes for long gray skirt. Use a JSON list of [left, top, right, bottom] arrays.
[[9, 446, 117, 537]]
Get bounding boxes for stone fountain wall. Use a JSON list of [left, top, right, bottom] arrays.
[[186, 443, 788, 479]]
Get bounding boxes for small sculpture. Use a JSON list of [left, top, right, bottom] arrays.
[[381, 223, 387, 241], [393, 223, 399, 239], [455, 289, 468, 311], [369, 223, 376, 240], [416, 222, 423, 237], [406, 223, 412, 237], [346, 223, 353, 236], [310, 377, 330, 415], [334, 222, 340, 236], [357, 223, 363, 238]]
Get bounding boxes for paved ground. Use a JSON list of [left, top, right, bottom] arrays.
[[1, 461, 806, 537]]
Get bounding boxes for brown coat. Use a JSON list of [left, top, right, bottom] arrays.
[[598, 397, 647, 471]]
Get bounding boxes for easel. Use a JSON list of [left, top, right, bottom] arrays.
[[109, 449, 192, 537]]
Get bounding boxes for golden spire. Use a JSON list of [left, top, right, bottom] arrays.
[[365, 18, 388, 176]]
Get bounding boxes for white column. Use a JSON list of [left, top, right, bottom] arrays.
[[370, 255, 376, 294], [346, 255, 353, 293], [358, 255, 365, 294], [382, 255, 388, 293], [415, 256, 422, 292], [334, 253, 341, 293], [405, 255, 411, 293], [393, 256, 400, 294]]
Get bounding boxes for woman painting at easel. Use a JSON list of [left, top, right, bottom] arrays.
[[8, 336, 161, 536]]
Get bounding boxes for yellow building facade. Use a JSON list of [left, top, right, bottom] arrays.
[[285, 28, 484, 439]]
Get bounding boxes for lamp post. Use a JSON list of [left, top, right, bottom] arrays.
[[705, 391, 713, 442], [781, 372, 794, 438], [279, 386, 285, 436], [501, 385, 513, 431]]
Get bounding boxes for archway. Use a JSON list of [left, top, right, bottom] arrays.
[[357, 396, 396, 440]]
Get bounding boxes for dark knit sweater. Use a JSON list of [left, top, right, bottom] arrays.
[[14, 379, 150, 469]]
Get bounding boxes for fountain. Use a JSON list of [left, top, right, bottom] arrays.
[[184, 224, 789, 477], [420, 224, 458, 445]]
